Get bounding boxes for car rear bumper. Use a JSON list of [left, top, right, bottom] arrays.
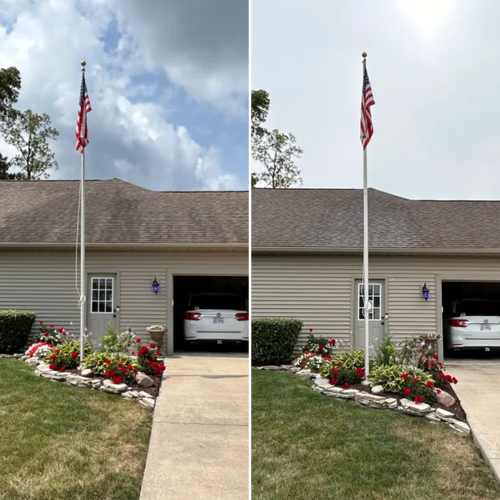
[[447, 330, 500, 349]]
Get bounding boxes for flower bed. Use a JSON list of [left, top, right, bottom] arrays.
[[17, 322, 167, 409]]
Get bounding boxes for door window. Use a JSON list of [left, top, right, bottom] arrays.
[[358, 283, 381, 321], [91, 277, 113, 313]]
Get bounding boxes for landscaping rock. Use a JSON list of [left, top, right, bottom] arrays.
[[0, 354, 13, 358], [435, 408, 455, 421], [313, 377, 331, 389], [453, 421, 471, 434], [91, 379, 101, 389], [21, 355, 30, 361], [136, 372, 155, 388], [404, 402, 432, 414], [138, 390, 153, 399], [436, 390, 456, 408], [280, 365, 293, 371], [324, 387, 344, 396], [296, 369, 312, 378], [36, 362, 51, 372], [122, 391, 137, 399], [81, 368, 93, 377], [139, 397, 155, 409], [67, 375, 93, 388], [51, 372, 69, 381], [12, 353, 22, 358], [289, 367, 301, 373], [25, 357, 40, 366], [371, 385, 384, 395], [399, 398, 412, 409], [354, 393, 385, 405], [424, 411, 441, 423], [101, 380, 128, 393]]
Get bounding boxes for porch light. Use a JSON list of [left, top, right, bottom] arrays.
[[422, 283, 429, 301], [152, 277, 160, 294]]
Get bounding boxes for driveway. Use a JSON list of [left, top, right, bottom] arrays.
[[139, 353, 249, 500], [445, 356, 500, 483]]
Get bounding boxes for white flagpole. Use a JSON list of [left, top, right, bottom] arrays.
[[363, 146, 370, 382], [79, 62, 86, 366], [80, 142, 86, 365]]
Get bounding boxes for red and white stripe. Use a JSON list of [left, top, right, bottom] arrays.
[[360, 61, 375, 150], [76, 73, 91, 153]]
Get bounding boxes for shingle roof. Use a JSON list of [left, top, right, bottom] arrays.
[[252, 188, 500, 251], [0, 179, 248, 245]]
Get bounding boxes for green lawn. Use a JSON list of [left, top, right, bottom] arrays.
[[252, 370, 500, 500], [0, 359, 153, 500]]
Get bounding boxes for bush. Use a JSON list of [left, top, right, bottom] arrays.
[[0, 310, 36, 354], [44, 341, 93, 371], [83, 351, 137, 385], [36, 321, 69, 346], [102, 325, 135, 354], [251, 318, 302, 366], [137, 342, 165, 376], [375, 332, 398, 366], [369, 364, 437, 403], [301, 331, 336, 356], [320, 350, 372, 386]]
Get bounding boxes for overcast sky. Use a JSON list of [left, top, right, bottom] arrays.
[[252, 0, 500, 200], [0, 0, 248, 191]]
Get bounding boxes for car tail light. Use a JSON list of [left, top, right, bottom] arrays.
[[449, 319, 469, 328], [185, 312, 201, 321], [235, 312, 249, 321]]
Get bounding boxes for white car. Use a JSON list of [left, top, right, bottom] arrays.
[[184, 292, 249, 345], [445, 298, 500, 350]]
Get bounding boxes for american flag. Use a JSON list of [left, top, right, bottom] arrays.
[[360, 59, 375, 150], [76, 71, 91, 153]]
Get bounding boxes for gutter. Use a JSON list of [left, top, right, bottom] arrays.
[[0, 242, 248, 251]]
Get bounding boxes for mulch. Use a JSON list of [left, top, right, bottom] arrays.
[[345, 381, 467, 422]]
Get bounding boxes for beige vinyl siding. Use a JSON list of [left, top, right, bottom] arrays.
[[0, 249, 248, 351], [252, 253, 500, 351]]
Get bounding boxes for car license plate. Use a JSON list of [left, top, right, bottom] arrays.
[[480, 324, 491, 331], [213, 318, 224, 324]]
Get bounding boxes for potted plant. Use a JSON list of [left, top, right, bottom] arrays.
[[419, 332, 441, 357], [146, 325, 168, 353]]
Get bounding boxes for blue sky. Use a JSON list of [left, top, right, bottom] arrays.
[[0, 0, 249, 191]]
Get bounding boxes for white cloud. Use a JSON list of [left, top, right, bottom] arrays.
[[0, 0, 244, 191]]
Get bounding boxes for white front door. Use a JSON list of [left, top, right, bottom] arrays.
[[354, 280, 385, 355], [87, 275, 117, 349]]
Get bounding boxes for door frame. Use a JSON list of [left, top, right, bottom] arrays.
[[350, 275, 389, 350], [166, 267, 249, 355], [436, 272, 500, 360], [85, 269, 121, 336]]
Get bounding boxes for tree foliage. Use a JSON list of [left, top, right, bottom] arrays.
[[253, 129, 303, 189], [251, 89, 270, 141], [0, 109, 59, 180], [0, 67, 21, 117]]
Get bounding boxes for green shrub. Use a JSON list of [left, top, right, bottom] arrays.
[[320, 350, 373, 386], [251, 318, 302, 365], [83, 351, 137, 385], [301, 332, 336, 356], [369, 364, 437, 403], [102, 325, 135, 354], [44, 340, 93, 371], [375, 332, 398, 366], [0, 310, 36, 354], [137, 343, 165, 376]]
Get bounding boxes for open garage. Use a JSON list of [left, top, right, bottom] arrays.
[[173, 275, 248, 352], [442, 281, 500, 356]]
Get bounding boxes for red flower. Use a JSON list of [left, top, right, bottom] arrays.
[[152, 361, 159, 367], [414, 395, 424, 404], [433, 354, 439, 360], [318, 344, 323, 351], [50, 354, 57, 360], [337, 362, 343, 367], [445, 374, 452, 382], [309, 328, 313, 333], [429, 361, 435, 369], [157, 351, 162, 356], [60, 367, 65, 372], [343, 382, 349, 388], [413, 378, 419, 384], [44, 332, 49, 337], [40, 321, 43, 325], [117, 363, 122, 367], [127, 365, 134, 370], [70, 352, 78, 358], [329, 339, 336, 346], [56, 349, 60, 353], [404, 388, 411, 395], [332, 368, 339, 375], [401, 373, 408, 380], [436, 389, 441, 394], [438, 372, 445, 379], [136, 338, 141, 343], [49, 363, 56, 370], [150, 343, 156, 349], [147, 360, 152, 365], [57, 328, 64, 333], [426, 381, 433, 387], [358, 371, 365, 378], [105, 359, 111, 364], [112, 376, 122, 384], [134, 371, 138, 375], [452, 377, 458, 384], [330, 378, 337, 385], [132, 352, 136, 355], [50, 324, 54, 328]]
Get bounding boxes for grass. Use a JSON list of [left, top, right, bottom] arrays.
[[252, 370, 500, 500], [0, 359, 153, 500]]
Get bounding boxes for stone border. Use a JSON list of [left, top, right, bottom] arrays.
[[0, 353, 156, 409], [255, 365, 471, 434]]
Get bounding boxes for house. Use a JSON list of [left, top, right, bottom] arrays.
[[0, 179, 248, 354], [252, 187, 500, 357]]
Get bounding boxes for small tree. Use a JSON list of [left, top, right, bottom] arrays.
[[253, 129, 303, 188], [0, 109, 59, 180], [251, 89, 270, 141], [0, 153, 23, 180], [0, 67, 21, 118]]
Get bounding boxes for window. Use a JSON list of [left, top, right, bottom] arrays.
[[358, 283, 381, 320], [91, 277, 113, 313]]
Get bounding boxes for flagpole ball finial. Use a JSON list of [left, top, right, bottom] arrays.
[[81, 61, 86, 67], [362, 52, 367, 58]]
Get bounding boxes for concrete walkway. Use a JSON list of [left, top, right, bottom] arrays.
[[445, 358, 500, 483], [140, 353, 249, 500]]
